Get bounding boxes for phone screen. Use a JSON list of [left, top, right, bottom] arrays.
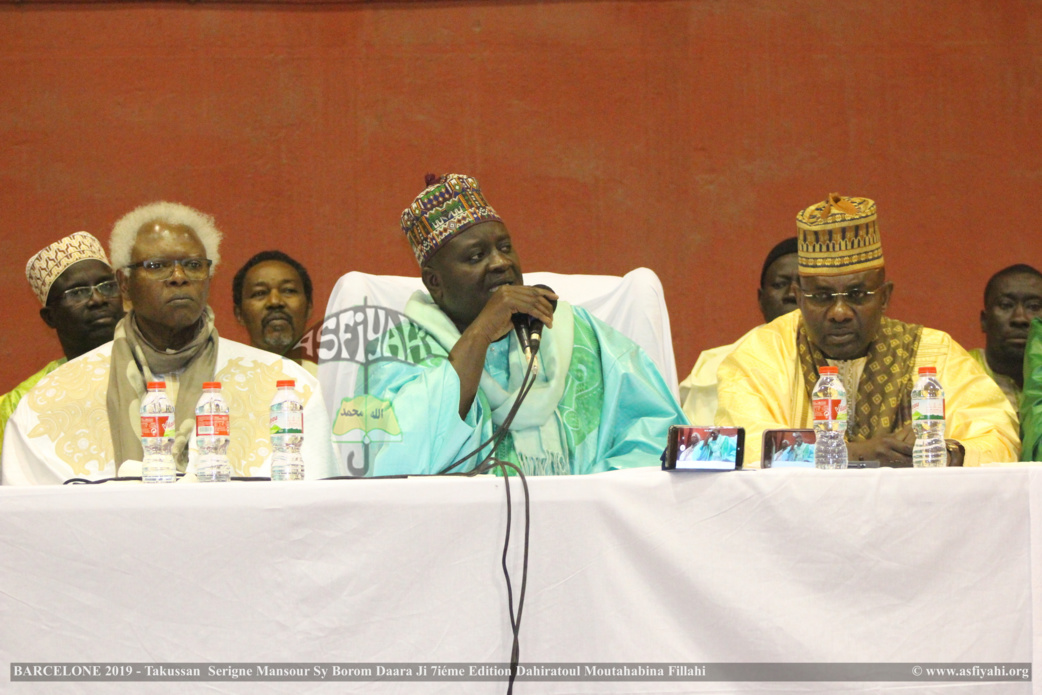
[[761, 429, 817, 468], [664, 426, 745, 471]]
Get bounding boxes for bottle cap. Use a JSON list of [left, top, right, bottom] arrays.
[[819, 366, 839, 375], [276, 380, 296, 388], [146, 381, 166, 390], [918, 366, 937, 375], [202, 381, 222, 390]]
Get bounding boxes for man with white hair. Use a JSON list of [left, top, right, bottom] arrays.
[[2, 202, 340, 484]]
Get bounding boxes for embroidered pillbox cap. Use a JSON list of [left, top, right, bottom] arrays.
[[401, 173, 503, 267], [25, 231, 112, 305], [796, 193, 883, 277]]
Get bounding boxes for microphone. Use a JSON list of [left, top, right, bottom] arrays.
[[512, 313, 532, 359], [511, 285, 557, 365], [527, 284, 557, 356]]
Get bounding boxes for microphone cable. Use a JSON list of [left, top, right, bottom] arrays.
[[329, 359, 537, 695], [331, 344, 540, 695], [437, 346, 540, 475], [440, 343, 538, 693], [64, 474, 272, 484], [469, 456, 530, 695]]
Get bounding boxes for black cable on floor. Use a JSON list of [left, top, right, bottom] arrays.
[[472, 457, 530, 695]]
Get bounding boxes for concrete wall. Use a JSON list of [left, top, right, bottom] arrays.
[[2, 0, 1041, 393]]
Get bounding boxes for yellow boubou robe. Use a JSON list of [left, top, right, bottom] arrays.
[[716, 311, 1020, 467]]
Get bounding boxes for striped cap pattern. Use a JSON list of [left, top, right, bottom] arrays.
[[796, 194, 883, 276]]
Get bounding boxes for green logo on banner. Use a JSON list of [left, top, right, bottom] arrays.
[[332, 395, 401, 445]]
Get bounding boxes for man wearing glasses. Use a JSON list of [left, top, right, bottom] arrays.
[[2, 202, 339, 484], [717, 194, 1018, 467], [0, 232, 125, 458]]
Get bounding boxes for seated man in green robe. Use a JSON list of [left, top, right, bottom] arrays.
[[1017, 317, 1042, 461], [359, 173, 686, 476]]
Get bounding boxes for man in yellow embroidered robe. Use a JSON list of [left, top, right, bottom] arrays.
[[717, 194, 1018, 467]]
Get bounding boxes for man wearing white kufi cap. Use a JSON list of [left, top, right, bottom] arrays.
[[0, 232, 124, 457]]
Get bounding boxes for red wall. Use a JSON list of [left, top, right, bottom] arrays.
[[2, 0, 1041, 393]]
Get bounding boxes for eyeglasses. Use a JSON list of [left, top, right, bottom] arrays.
[[60, 280, 121, 305], [125, 258, 212, 280], [801, 286, 884, 308]]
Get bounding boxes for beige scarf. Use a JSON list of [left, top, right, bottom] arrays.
[[107, 308, 219, 473]]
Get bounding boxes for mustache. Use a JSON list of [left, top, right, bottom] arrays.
[[262, 310, 294, 327], [86, 305, 124, 319]]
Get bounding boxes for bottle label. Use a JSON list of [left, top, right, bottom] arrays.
[[196, 414, 230, 436], [912, 398, 945, 421], [270, 411, 304, 434], [141, 415, 173, 438], [812, 398, 847, 423]]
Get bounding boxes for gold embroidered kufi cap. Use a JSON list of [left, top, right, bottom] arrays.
[[401, 173, 503, 266], [25, 231, 111, 304], [796, 193, 883, 276]]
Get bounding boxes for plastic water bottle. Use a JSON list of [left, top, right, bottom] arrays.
[[912, 366, 946, 468], [270, 379, 305, 481], [812, 366, 849, 469], [195, 381, 231, 482], [140, 381, 176, 483]]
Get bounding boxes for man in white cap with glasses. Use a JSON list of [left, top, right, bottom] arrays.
[[2, 201, 340, 484], [0, 232, 125, 458]]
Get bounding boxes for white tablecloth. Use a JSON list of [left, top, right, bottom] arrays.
[[1, 466, 1039, 694]]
